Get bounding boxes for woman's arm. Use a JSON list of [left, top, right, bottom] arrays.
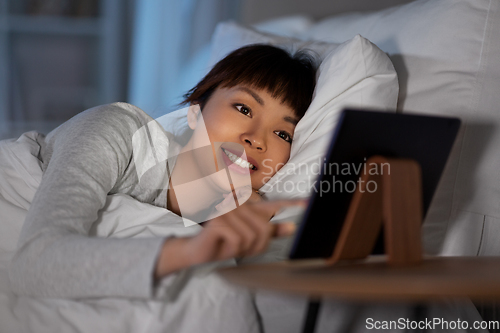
[[154, 199, 302, 279], [9, 103, 167, 299]]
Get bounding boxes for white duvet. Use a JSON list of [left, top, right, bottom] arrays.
[[0, 132, 261, 333]]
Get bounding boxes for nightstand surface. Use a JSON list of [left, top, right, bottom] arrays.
[[219, 256, 500, 302]]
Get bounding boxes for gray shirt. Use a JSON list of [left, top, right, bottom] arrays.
[[9, 102, 181, 299]]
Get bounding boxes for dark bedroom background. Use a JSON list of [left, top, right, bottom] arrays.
[[0, 0, 410, 140]]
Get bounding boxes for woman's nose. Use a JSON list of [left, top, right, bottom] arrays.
[[242, 132, 266, 152]]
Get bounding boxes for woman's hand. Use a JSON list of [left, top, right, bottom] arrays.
[[155, 199, 305, 279]]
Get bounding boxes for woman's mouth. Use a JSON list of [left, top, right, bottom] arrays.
[[221, 147, 257, 171]]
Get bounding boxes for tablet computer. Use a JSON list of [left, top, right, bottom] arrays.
[[289, 109, 461, 260]]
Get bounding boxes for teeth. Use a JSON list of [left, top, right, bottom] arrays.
[[222, 148, 255, 170]]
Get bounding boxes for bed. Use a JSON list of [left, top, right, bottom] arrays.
[[1, 0, 500, 332]]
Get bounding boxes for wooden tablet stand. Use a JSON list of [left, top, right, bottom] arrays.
[[328, 156, 423, 265]]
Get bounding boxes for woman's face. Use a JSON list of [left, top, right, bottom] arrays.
[[188, 85, 299, 190]]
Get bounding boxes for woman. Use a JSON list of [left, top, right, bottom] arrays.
[[8, 44, 317, 299]]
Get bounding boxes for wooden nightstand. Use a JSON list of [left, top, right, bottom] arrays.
[[219, 256, 500, 332]]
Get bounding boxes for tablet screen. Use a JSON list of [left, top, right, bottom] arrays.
[[289, 109, 461, 259]]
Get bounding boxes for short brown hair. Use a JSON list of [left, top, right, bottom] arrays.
[[182, 44, 317, 119]]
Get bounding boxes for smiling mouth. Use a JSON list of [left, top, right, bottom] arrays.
[[221, 147, 256, 170]]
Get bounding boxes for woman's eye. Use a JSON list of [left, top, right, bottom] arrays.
[[235, 104, 251, 116], [275, 131, 293, 143]]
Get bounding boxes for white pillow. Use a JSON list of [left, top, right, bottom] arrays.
[[207, 21, 338, 70], [207, 22, 399, 201], [300, 0, 489, 117], [253, 15, 313, 38], [300, 0, 500, 256]]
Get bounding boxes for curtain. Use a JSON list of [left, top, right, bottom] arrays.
[[128, 0, 240, 117]]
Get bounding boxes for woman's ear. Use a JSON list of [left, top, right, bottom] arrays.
[[187, 103, 201, 130]]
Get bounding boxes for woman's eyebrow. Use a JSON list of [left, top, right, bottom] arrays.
[[284, 116, 299, 126], [236, 87, 264, 105]]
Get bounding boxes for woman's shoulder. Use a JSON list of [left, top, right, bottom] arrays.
[[74, 102, 153, 131], [38, 103, 171, 172], [44, 103, 155, 146]]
